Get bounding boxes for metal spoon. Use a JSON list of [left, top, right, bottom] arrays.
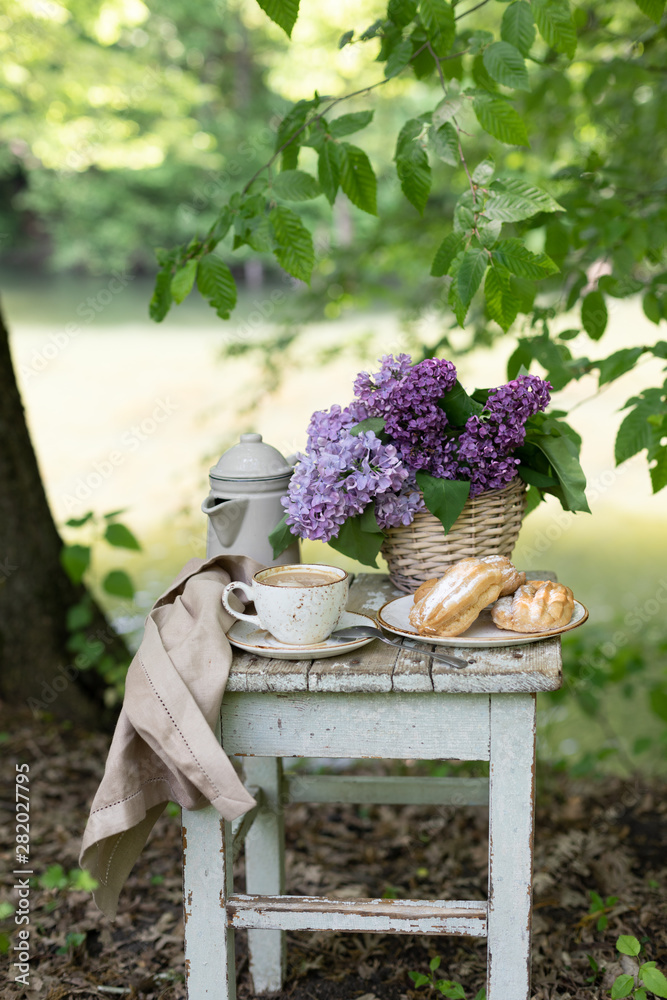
[[331, 625, 469, 669]]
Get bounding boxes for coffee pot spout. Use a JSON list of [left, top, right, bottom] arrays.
[[201, 495, 248, 548]]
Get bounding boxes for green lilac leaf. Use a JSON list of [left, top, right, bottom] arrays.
[[492, 238, 558, 278], [581, 290, 608, 340], [532, 0, 577, 58], [438, 379, 484, 425], [269, 206, 315, 282], [269, 514, 296, 559], [102, 570, 135, 599], [104, 522, 141, 551], [327, 511, 384, 567], [170, 259, 197, 304], [328, 111, 375, 138], [483, 41, 530, 90], [349, 417, 387, 436], [273, 169, 321, 201], [415, 472, 471, 533], [255, 0, 300, 37], [431, 231, 466, 276], [458, 247, 488, 306], [472, 94, 529, 145], [501, 1, 536, 56], [338, 143, 378, 215], [197, 255, 237, 319], [395, 118, 432, 214], [525, 432, 590, 512], [418, 0, 455, 55]]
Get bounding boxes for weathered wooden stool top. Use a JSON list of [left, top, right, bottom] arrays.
[[226, 571, 562, 695]]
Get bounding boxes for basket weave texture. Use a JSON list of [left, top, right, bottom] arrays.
[[381, 476, 527, 593]]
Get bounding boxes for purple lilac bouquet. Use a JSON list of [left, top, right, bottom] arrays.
[[271, 354, 586, 566]]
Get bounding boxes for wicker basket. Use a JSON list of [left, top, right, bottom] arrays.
[[381, 477, 528, 593]]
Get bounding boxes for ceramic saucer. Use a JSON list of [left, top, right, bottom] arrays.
[[377, 596, 589, 648], [228, 610, 377, 660]]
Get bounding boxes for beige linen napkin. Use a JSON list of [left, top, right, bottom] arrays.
[[80, 553, 261, 918]]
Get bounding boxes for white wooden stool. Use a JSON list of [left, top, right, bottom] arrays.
[[182, 572, 562, 1000]]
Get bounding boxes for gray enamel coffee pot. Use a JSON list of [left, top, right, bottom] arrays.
[[201, 433, 300, 566]]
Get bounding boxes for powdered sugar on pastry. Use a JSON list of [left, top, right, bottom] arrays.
[[409, 558, 503, 637], [491, 580, 575, 633], [479, 555, 526, 596]]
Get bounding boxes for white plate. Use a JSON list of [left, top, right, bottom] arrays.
[[377, 595, 589, 648], [228, 610, 377, 660]]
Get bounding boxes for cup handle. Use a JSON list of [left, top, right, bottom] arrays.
[[221, 580, 261, 626]]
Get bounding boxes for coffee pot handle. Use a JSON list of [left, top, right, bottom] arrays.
[[221, 580, 261, 627]]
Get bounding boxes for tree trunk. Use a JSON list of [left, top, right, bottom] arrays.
[[0, 298, 125, 729]]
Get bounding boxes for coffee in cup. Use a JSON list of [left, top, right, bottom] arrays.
[[221, 563, 349, 645]]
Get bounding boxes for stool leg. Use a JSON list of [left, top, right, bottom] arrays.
[[243, 757, 286, 993], [487, 693, 536, 1000], [183, 806, 235, 999]]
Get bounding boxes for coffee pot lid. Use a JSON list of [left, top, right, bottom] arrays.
[[209, 433, 293, 482]]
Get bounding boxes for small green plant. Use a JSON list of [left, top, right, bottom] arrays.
[[38, 865, 98, 893], [408, 956, 485, 999], [57, 931, 87, 956], [610, 935, 667, 999], [588, 890, 620, 931]]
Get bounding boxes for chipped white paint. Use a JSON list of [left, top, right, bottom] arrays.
[[228, 894, 488, 936], [242, 757, 286, 994], [230, 786, 263, 863], [221, 691, 491, 760], [286, 774, 489, 807], [185, 571, 561, 1000], [487, 694, 536, 1000]]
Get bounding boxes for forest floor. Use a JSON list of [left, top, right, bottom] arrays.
[[1, 702, 666, 1000]]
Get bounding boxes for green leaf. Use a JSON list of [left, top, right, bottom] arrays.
[[650, 446, 667, 493], [430, 122, 459, 165], [472, 94, 529, 145], [385, 38, 414, 77], [269, 206, 315, 282], [610, 974, 635, 999], [581, 290, 608, 340], [522, 336, 574, 390], [327, 510, 385, 567], [389, 0, 418, 26], [615, 401, 661, 465], [527, 432, 590, 512], [149, 267, 173, 322], [432, 96, 463, 127], [269, 514, 297, 559], [635, 990, 648, 1000], [431, 232, 465, 277], [617, 936, 641, 957], [649, 685, 667, 722], [419, 0, 455, 55], [517, 465, 558, 488], [597, 347, 645, 387], [438, 379, 484, 425], [409, 972, 432, 988], [170, 259, 197, 305], [197, 255, 237, 320], [643, 292, 662, 324], [66, 599, 94, 631], [483, 41, 529, 90], [255, 0, 300, 37], [415, 472, 471, 533], [66, 512, 94, 527], [395, 118, 432, 214], [318, 142, 341, 205], [104, 522, 141, 551], [275, 99, 318, 166], [447, 251, 470, 326], [273, 169, 321, 201], [102, 570, 135, 599], [350, 417, 387, 436], [338, 143, 378, 215], [485, 177, 564, 221], [485, 265, 520, 331], [338, 29, 354, 48], [478, 219, 502, 249], [532, 0, 577, 58], [61, 544, 91, 584], [507, 339, 533, 379], [429, 956, 442, 971], [458, 247, 488, 306], [501, 1, 536, 56], [492, 238, 558, 278], [472, 157, 494, 183], [328, 111, 375, 138], [633, 0, 665, 23]]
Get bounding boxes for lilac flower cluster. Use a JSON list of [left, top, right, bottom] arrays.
[[283, 357, 551, 542]]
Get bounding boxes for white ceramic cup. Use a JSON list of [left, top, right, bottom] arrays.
[[221, 563, 349, 645]]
